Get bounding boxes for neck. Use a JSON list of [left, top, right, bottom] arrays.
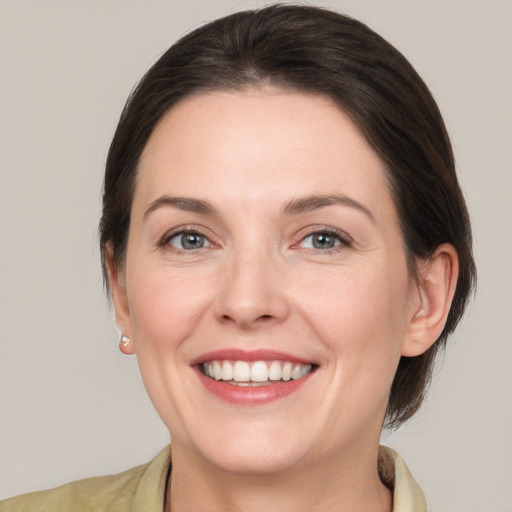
[[166, 442, 392, 512]]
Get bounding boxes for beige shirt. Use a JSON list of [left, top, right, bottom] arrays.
[[0, 445, 426, 511]]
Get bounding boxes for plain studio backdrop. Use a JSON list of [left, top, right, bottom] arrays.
[[1, 1, 511, 510]]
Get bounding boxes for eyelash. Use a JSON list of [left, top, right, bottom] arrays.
[[160, 228, 213, 253], [296, 227, 352, 252], [159, 227, 352, 253]]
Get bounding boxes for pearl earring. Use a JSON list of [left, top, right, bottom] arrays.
[[119, 335, 131, 351]]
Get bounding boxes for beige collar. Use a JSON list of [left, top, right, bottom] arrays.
[[379, 445, 427, 512]]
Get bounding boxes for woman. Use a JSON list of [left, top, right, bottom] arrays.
[[0, 4, 475, 511]]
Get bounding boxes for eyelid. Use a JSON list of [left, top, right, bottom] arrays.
[[170, 231, 212, 249], [157, 224, 352, 253], [159, 225, 218, 251], [293, 226, 353, 250]]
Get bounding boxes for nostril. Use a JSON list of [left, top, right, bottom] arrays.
[[256, 314, 275, 323], [221, 314, 273, 321]]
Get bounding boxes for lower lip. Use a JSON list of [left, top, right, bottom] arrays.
[[197, 371, 311, 405]]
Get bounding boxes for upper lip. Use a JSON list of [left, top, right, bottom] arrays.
[[190, 349, 315, 366]]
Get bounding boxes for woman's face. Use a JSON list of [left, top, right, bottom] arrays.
[[113, 89, 422, 474]]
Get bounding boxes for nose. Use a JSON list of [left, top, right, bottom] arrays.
[[213, 250, 290, 330]]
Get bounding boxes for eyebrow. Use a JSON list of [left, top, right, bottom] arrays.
[[144, 196, 218, 219], [143, 193, 375, 223], [283, 194, 375, 223]]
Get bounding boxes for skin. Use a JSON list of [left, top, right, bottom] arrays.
[[108, 89, 458, 512]]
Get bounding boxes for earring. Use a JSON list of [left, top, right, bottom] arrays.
[[119, 334, 131, 353]]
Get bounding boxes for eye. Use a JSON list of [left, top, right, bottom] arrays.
[[299, 230, 351, 250], [167, 231, 212, 250]]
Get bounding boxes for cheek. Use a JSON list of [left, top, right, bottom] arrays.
[[124, 266, 215, 435], [297, 262, 411, 363], [126, 267, 212, 354]]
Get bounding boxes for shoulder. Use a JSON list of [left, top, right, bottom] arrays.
[[0, 464, 146, 512], [0, 446, 172, 512]]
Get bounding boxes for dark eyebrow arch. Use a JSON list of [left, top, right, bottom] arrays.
[[283, 194, 375, 223], [144, 196, 217, 219]]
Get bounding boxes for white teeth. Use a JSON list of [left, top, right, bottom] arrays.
[[251, 361, 269, 382], [282, 362, 292, 381], [221, 360, 233, 380], [202, 360, 313, 384], [291, 364, 302, 380], [268, 361, 281, 381], [213, 361, 222, 381], [233, 361, 251, 382]]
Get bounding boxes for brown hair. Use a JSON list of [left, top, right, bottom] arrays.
[[100, 4, 476, 428]]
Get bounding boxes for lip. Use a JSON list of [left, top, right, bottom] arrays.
[[191, 349, 316, 406], [190, 349, 313, 366]]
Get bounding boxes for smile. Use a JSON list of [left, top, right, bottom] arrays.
[[201, 360, 314, 385], [193, 350, 317, 405]]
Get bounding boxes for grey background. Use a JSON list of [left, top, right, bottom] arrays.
[[1, 1, 511, 510]]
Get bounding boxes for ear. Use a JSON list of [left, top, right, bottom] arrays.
[[402, 244, 459, 357], [105, 243, 135, 355]]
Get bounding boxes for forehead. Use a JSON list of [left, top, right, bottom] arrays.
[[135, 89, 393, 219]]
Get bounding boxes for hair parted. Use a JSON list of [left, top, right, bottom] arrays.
[[100, 4, 476, 428]]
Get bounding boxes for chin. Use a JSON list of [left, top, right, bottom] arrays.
[[188, 423, 312, 475], [207, 443, 305, 476]]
